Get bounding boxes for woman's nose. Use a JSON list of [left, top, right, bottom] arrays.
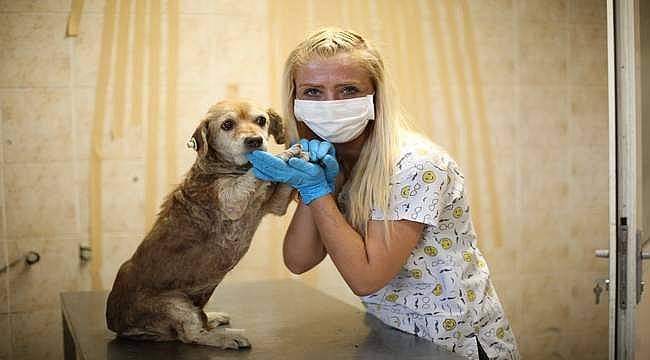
[[323, 89, 343, 101]]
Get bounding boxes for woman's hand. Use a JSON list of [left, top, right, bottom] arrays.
[[299, 138, 335, 161], [246, 150, 334, 205], [297, 139, 339, 192]]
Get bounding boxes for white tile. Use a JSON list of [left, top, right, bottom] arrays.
[[101, 160, 145, 233], [10, 310, 63, 360], [4, 163, 77, 238], [2, 88, 74, 163], [0, 314, 10, 360], [0, 0, 68, 12]]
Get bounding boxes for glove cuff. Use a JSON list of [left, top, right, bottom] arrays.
[[300, 186, 332, 205]]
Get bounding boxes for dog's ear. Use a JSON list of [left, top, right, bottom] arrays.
[[188, 121, 209, 158], [267, 108, 286, 145]]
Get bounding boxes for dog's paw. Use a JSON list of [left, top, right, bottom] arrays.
[[206, 312, 230, 328], [223, 328, 250, 349], [277, 143, 309, 162]]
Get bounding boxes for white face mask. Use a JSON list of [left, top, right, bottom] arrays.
[[293, 94, 375, 143]]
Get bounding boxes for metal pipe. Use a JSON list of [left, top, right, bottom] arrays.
[[0, 251, 41, 274]]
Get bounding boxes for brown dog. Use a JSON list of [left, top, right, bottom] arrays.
[[106, 99, 299, 349]]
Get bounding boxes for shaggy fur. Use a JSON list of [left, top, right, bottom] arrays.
[[106, 99, 297, 349]]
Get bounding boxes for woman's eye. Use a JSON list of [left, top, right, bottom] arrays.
[[342, 86, 359, 96], [221, 119, 235, 131], [303, 88, 321, 97], [256, 116, 266, 127]]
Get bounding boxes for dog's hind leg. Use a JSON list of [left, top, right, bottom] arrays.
[[121, 293, 249, 349], [179, 321, 250, 349], [164, 295, 249, 349]]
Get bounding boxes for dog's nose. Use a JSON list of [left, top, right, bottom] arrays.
[[244, 136, 264, 149]]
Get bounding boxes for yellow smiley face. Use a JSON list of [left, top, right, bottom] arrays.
[[410, 268, 423, 279], [422, 170, 436, 183], [385, 293, 399, 302], [424, 245, 438, 257], [453, 207, 463, 218], [432, 283, 443, 296], [467, 289, 476, 302], [462, 251, 472, 262], [440, 238, 452, 250], [496, 327, 505, 339], [442, 319, 457, 331], [400, 185, 410, 199]]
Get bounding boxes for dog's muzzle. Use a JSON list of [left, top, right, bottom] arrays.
[[244, 136, 264, 149]]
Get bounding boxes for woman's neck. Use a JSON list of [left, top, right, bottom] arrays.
[[334, 126, 371, 180]]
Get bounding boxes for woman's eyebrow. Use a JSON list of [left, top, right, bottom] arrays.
[[297, 83, 324, 88], [335, 81, 362, 86]]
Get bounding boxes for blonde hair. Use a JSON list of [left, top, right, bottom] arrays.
[[282, 27, 408, 236]]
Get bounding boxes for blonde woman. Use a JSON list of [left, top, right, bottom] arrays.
[[246, 27, 519, 360]]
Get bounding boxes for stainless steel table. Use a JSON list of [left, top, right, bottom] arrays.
[[61, 279, 465, 359]]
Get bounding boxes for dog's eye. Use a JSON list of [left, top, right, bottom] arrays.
[[256, 116, 267, 127], [221, 119, 235, 131]]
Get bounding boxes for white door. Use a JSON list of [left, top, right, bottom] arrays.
[[605, 0, 650, 358]]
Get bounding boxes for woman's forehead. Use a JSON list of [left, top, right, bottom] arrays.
[[295, 54, 370, 84]]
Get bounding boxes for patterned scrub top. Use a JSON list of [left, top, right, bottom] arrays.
[[339, 134, 519, 360]]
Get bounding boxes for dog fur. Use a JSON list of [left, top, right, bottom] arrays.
[[106, 99, 296, 349]]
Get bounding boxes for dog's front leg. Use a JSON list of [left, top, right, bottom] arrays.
[[264, 183, 295, 216], [261, 144, 306, 215], [217, 171, 268, 221]]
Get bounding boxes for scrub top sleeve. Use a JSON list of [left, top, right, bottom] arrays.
[[385, 159, 452, 227]]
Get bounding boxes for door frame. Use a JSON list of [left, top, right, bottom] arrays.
[[607, 1, 618, 358], [609, 0, 642, 358]]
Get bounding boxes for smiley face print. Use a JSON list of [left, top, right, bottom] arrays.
[[424, 245, 438, 256], [422, 170, 436, 183], [462, 251, 472, 262], [443, 319, 457, 331], [385, 293, 399, 302], [410, 268, 423, 279], [432, 283, 443, 296], [440, 238, 452, 250], [401, 185, 410, 199]]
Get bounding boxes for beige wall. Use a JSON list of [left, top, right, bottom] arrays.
[[0, 0, 610, 359]]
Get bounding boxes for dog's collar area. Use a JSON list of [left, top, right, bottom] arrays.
[[240, 163, 253, 171], [194, 162, 252, 175]]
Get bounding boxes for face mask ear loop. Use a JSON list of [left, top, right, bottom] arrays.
[[367, 94, 376, 120]]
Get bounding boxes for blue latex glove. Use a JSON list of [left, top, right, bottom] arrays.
[[298, 139, 339, 192], [246, 150, 332, 205]]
